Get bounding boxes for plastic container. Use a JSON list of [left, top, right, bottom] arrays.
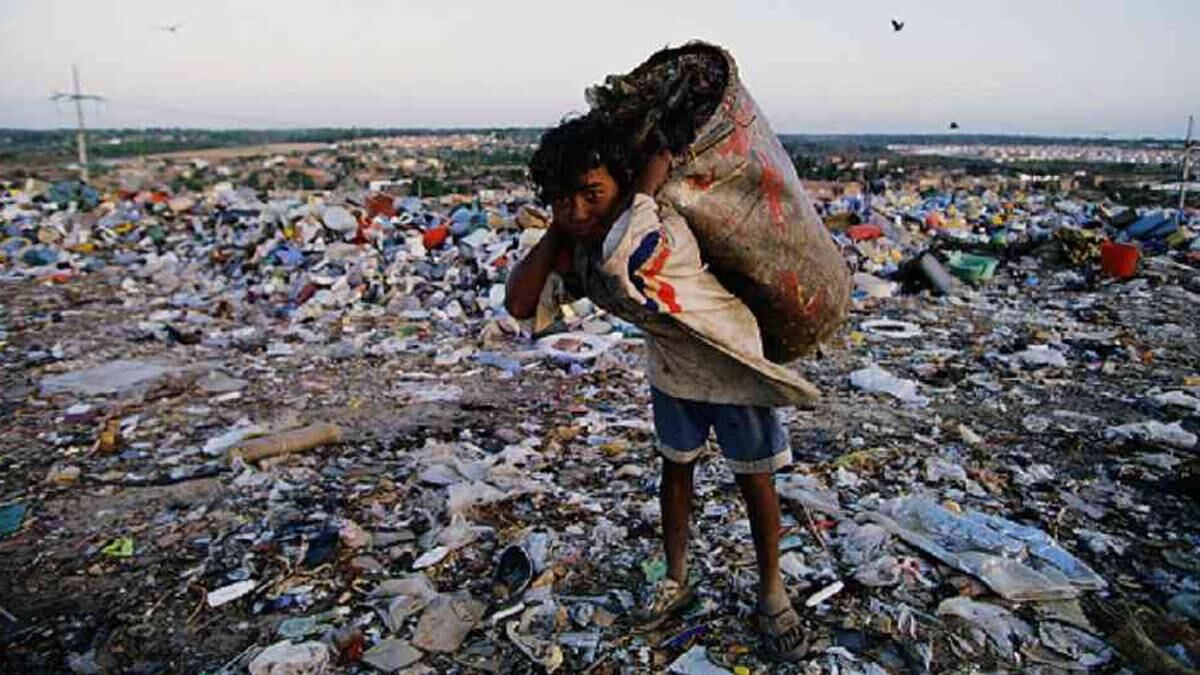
[[847, 224, 883, 242], [946, 253, 999, 282], [422, 223, 449, 250], [1100, 242, 1139, 278], [918, 253, 956, 296]]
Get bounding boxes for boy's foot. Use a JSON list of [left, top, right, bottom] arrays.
[[757, 604, 811, 662], [634, 577, 694, 630]]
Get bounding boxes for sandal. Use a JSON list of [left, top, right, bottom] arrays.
[[757, 604, 811, 662]]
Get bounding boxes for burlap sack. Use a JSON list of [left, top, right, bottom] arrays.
[[644, 43, 851, 363]]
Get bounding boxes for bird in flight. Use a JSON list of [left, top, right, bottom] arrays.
[[156, 23, 182, 33], [891, 19, 905, 32], [949, 122, 960, 130]]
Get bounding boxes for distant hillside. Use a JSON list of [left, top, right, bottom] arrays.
[[0, 128, 543, 165]]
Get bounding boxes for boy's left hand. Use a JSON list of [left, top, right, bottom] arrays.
[[635, 150, 673, 196]]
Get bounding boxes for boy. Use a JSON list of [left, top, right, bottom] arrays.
[[505, 115, 812, 661]]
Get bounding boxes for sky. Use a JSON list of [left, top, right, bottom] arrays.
[[1, 0, 1197, 137]]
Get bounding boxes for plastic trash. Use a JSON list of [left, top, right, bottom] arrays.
[[506, 603, 565, 673], [1104, 420, 1197, 449], [248, 640, 330, 675], [446, 481, 507, 518], [46, 464, 82, 486], [1151, 391, 1200, 413], [0, 503, 27, 539], [361, 639, 422, 673], [864, 497, 1106, 601], [475, 351, 522, 377], [937, 597, 1032, 656], [641, 557, 668, 584], [1013, 345, 1069, 369], [206, 579, 257, 607], [536, 332, 616, 363], [277, 613, 338, 639], [422, 223, 449, 249], [667, 645, 731, 675], [338, 518, 372, 549], [1023, 415, 1052, 433], [925, 456, 970, 484], [805, 580, 845, 607], [917, 252, 956, 295], [776, 473, 842, 515], [203, 424, 268, 457], [1100, 242, 1139, 278], [411, 546, 451, 570], [1037, 621, 1113, 668], [20, 245, 59, 266], [779, 551, 812, 580], [101, 536, 134, 558], [853, 272, 898, 299], [847, 223, 883, 241], [412, 592, 486, 653], [849, 365, 930, 407], [371, 575, 440, 633], [946, 252, 999, 282], [39, 359, 176, 397], [853, 555, 904, 587], [860, 319, 922, 339], [1167, 593, 1200, 622], [321, 206, 357, 232], [196, 370, 249, 394], [836, 522, 891, 567]]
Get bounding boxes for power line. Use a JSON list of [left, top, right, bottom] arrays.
[[1180, 114, 1194, 218], [50, 64, 104, 182]]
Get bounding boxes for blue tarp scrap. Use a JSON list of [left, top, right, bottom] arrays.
[[0, 503, 28, 539], [270, 244, 304, 268]]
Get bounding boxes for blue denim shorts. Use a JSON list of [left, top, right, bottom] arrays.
[[651, 387, 791, 474]]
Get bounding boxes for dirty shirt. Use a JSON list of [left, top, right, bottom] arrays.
[[541, 194, 815, 407]]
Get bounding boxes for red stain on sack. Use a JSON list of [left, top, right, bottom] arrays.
[[757, 152, 786, 232], [687, 170, 718, 191], [718, 99, 754, 158]]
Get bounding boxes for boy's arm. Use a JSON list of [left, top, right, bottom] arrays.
[[634, 150, 672, 199], [505, 223, 570, 320], [508, 151, 669, 319]]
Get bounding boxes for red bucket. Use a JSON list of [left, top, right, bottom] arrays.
[[1100, 242, 1139, 278]]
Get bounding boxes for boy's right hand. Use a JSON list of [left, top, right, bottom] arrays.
[[635, 150, 673, 197]]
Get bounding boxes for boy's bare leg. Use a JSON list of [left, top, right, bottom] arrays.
[[735, 472, 789, 613], [660, 457, 695, 584]]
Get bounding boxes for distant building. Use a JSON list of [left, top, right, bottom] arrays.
[[368, 179, 414, 195]]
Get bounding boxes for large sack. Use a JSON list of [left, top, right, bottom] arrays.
[[592, 43, 851, 363], [598, 194, 822, 404]]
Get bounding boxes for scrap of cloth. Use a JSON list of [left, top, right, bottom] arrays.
[[544, 193, 819, 406]]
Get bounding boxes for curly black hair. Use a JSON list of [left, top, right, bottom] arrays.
[[528, 114, 634, 205]]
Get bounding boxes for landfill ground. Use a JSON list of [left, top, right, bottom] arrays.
[[3, 123, 1200, 674], [3, 243, 1200, 672]]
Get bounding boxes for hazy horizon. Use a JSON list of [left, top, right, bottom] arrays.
[[2, 0, 1197, 138], [1, 127, 1189, 143]]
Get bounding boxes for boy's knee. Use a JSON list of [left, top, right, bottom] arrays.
[[661, 455, 696, 478], [734, 471, 775, 489]]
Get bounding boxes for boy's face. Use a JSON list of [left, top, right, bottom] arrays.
[[552, 165, 623, 245]]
